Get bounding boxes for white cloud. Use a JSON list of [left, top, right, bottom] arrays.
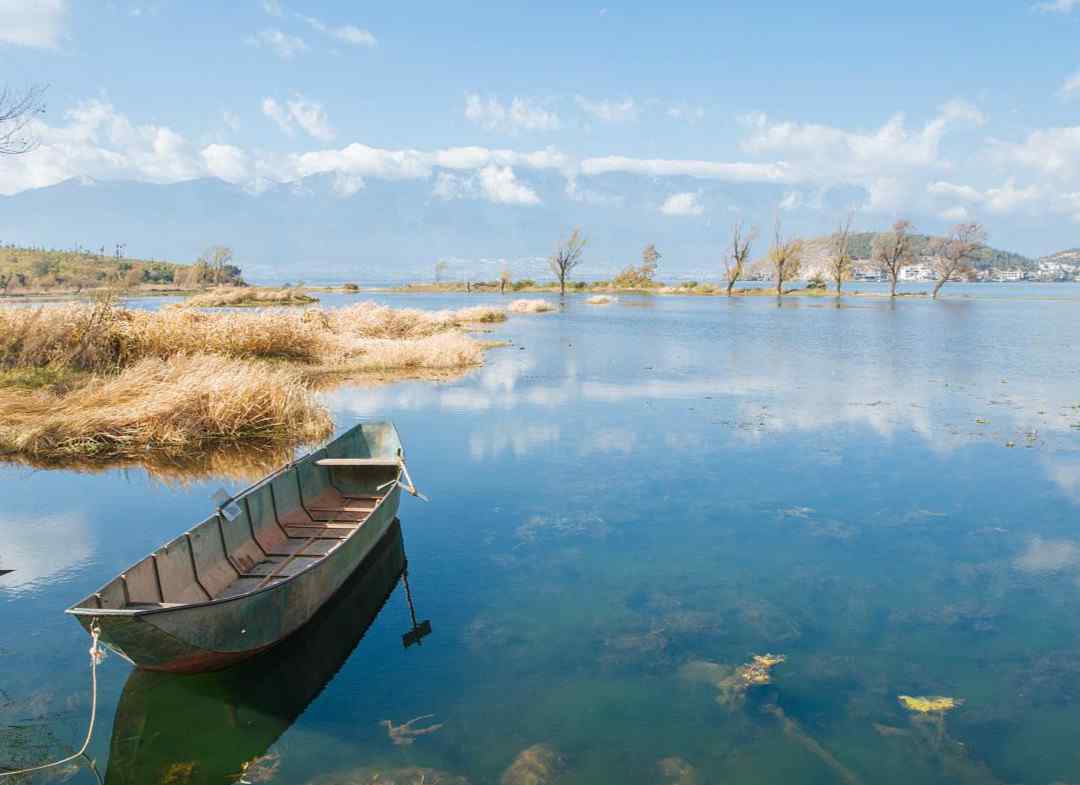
[[1035, 0, 1079, 11], [742, 100, 984, 181], [261, 0, 284, 16], [1060, 71, 1080, 101], [927, 178, 1040, 215], [286, 96, 334, 141], [659, 191, 704, 216], [299, 14, 376, 46], [248, 28, 307, 59], [778, 191, 802, 210], [985, 179, 1041, 213], [581, 155, 790, 182], [667, 103, 705, 123], [262, 94, 335, 141], [201, 143, 249, 182], [989, 126, 1080, 179], [478, 165, 540, 205], [575, 96, 638, 123], [464, 94, 561, 133], [432, 165, 541, 206], [939, 205, 970, 221], [261, 97, 292, 134], [928, 180, 983, 202], [0, 0, 68, 48]]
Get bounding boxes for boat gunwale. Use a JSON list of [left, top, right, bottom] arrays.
[[66, 427, 402, 619]]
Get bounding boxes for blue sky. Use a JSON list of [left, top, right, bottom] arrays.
[[1, 0, 1080, 259]]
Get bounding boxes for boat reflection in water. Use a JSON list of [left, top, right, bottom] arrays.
[[104, 518, 410, 785]]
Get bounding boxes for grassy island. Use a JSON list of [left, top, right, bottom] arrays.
[[0, 300, 513, 472]]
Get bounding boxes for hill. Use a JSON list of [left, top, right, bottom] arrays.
[[769, 232, 1038, 282], [1044, 248, 1080, 264], [841, 232, 1036, 270], [0, 243, 242, 293]]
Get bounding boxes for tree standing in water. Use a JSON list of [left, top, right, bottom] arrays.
[[499, 264, 512, 294], [725, 221, 756, 296], [769, 217, 803, 298], [929, 223, 986, 299], [872, 219, 916, 297], [550, 228, 586, 296], [826, 213, 854, 296]]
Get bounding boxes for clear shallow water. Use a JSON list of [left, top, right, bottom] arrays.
[[3, 291, 1080, 784]]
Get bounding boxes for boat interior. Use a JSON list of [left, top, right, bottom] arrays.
[[69, 424, 403, 612]]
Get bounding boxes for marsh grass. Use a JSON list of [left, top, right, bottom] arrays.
[[0, 354, 332, 460], [0, 299, 515, 466], [179, 287, 319, 308], [508, 299, 557, 314], [586, 295, 615, 305]]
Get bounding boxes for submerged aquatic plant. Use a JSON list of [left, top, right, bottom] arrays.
[[380, 714, 444, 746], [500, 743, 564, 785], [738, 653, 786, 686], [897, 695, 962, 714], [680, 653, 787, 708]]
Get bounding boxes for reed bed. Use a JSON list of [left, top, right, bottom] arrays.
[[0, 354, 332, 460], [0, 303, 322, 372], [331, 301, 506, 339], [179, 287, 319, 308], [508, 299, 556, 314], [0, 299, 517, 466]]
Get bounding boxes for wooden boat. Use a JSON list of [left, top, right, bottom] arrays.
[[103, 519, 407, 785], [67, 421, 416, 673]]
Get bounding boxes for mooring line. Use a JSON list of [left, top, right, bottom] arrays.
[[0, 620, 104, 780]]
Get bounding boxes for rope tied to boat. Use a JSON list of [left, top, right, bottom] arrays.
[[377, 458, 429, 502], [0, 620, 105, 780]]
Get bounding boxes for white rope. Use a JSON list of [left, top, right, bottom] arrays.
[[0, 620, 104, 780]]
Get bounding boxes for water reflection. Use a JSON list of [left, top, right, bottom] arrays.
[[103, 520, 408, 785], [0, 442, 299, 486], [0, 511, 92, 593]]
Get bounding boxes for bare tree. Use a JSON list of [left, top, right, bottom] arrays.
[[549, 228, 586, 296], [641, 243, 661, 281], [928, 223, 986, 299], [434, 260, 449, 284], [769, 217, 803, 297], [499, 264, 512, 294], [826, 213, 854, 296], [197, 245, 235, 285], [871, 219, 916, 297], [724, 221, 756, 296], [0, 84, 47, 156]]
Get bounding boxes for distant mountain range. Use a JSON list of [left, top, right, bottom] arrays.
[[0, 175, 1071, 284]]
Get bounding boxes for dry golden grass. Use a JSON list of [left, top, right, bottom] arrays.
[[586, 295, 615, 305], [0, 354, 332, 460], [331, 301, 506, 339], [325, 332, 485, 374], [0, 303, 322, 372], [508, 298, 556, 314], [180, 287, 319, 308], [0, 299, 503, 467]]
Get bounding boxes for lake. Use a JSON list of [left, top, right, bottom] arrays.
[[3, 287, 1080, 785]]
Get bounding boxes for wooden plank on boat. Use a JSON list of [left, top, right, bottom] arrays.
[[316, 458, 400, 467]]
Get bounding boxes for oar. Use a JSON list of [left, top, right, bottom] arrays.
[[401, 569, 432, 648]]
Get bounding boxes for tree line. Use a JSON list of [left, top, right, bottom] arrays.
[[542, 218, 987, 300]]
